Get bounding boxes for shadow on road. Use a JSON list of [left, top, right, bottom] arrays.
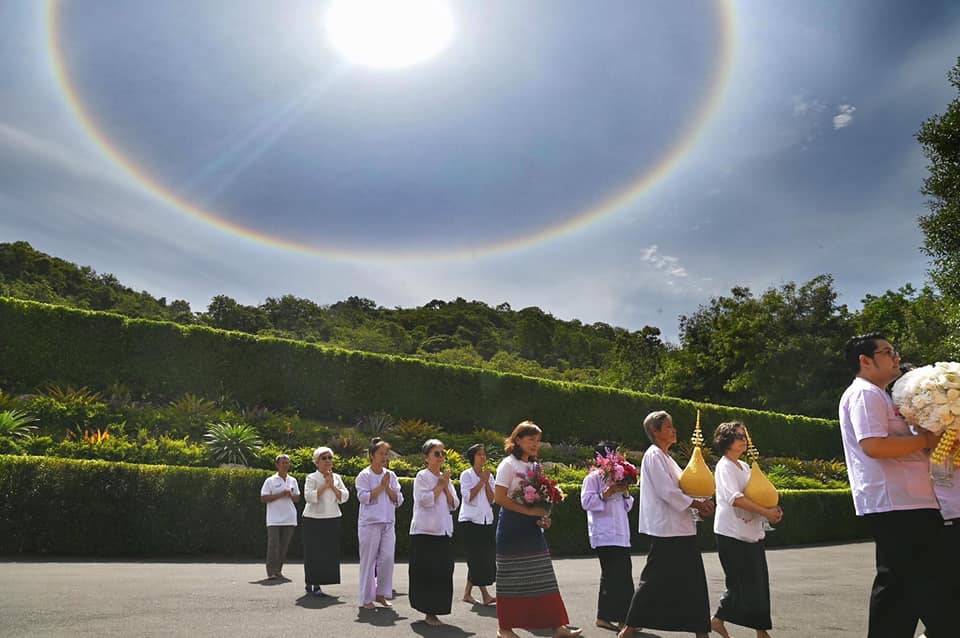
[[410, 620, 476, 637], [356, 607, 408, 627], [294, 593, 345, 610]]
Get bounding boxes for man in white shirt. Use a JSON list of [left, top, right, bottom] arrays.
[[838, 333, 947, 638], [259, 454, 301, 580]]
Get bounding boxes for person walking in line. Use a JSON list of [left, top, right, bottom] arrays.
[[259, 453, 300, 580], [409, 438, 460, 626], [302, 446, 349, 597], [839, 334, 948, 638], [459, 443, 497, 607], [355, 437, 403, 609], [710, 421, 782, 638]]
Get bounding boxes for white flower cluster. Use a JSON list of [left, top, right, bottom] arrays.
[[891, 362, 960, 434]]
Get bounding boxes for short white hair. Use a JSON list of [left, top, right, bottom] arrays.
[[312, 446, 334, 462]]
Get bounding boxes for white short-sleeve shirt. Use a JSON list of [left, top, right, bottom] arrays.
[[839, 376, 937, 515], [713, 456, 765, 543], [260, 473, 300, 526]]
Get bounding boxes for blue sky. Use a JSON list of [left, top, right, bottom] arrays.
[[2, 1, 959, 341]]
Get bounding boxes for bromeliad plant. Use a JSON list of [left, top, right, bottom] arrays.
[[203, 421, 263, 466], [0, 409, 38, 439]]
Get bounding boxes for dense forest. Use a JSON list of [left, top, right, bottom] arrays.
[[4, 58, 959, 421]]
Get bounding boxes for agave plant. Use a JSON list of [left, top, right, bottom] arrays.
[[356, 410, 396, 436], [42, 384, 103, 405], [203, 421, 262, 466], [0, 410, 39, 439]]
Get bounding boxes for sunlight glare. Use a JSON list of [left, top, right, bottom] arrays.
[[325, 0, 454, 70]]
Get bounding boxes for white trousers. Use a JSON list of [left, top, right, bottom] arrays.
[[358, 522, 396, 605]]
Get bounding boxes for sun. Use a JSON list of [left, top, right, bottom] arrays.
[[325, 0, 455, 70]]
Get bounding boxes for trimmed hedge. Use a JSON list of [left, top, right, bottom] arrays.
[[0, 297, 841, 457], [0, 455, 867, 558]]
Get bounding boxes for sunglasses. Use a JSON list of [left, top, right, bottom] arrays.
[[318, 455, 333, 461], [431, 451, 446, 458]]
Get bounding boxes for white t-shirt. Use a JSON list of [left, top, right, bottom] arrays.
[[713, 456, 765, 543], [495, 455, 535, 499], [637, 445, 696, 537], [839, 376, 937, 515], [260, 473, 300, 526]]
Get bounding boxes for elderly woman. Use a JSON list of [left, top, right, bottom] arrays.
[[302, 446, 350, 597], [710, 421, 782, 638], [409, 438, 460, 626], [355, 437, 403, 609], [459, 443, 497, 606], [581, 441, 635, 631], [494, 420, 581, 638], [619, 411, 715, 638]]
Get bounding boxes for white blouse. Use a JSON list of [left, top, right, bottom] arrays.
[[494, 455, 534, 497], [580, 470, 634, 548], [713, 456, 765, 543], [458, 468, 496, 525], [410, 468, 460, 537], [356, 466, 404, 526], [636, 445, 696, 538], [302, 471, 350, 519]]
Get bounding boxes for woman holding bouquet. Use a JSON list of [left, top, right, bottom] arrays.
[[494, 420, 581, 638], [709, 421, 782, 638], [408, 438, 460, 626], [355, 437, 403, 610], [458, 443, 497, 606], [580, 441, 636, 632]]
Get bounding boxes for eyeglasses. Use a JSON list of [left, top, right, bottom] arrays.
[[872, 347, 900, 359], [318, 455, 333, 461], [431, 451, 446, 458]]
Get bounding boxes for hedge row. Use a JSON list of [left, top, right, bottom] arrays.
[[0, 297, 842, 457], [0, 455, 867, 558]]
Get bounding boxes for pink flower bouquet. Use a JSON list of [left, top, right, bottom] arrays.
[[510, 463, 565, 510], [592, 448, 639, 487]]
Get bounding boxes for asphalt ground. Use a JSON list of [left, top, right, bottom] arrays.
[[0, 542, 926, 638]]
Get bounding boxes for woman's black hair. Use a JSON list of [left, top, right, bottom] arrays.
[[466, 443, 485, 466], [713, 421, 745, 455], [594, 441, 619, 459]]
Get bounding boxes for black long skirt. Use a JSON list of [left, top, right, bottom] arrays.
[[625, 535, 710, 633], [715, 534, 772, 630], [596, 546, 634, 624], [462, 521, 496, 587], [302, 517, 341, 586], [409, 534, 454, 616]]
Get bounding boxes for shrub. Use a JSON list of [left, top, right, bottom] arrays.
[[390, 418, 443, 454], [0, 455, 868, 558], [355, 411, 396, 436], [0, 298, 843, 458], [0, 409, 38, 439], [203, 422, 262, 466]]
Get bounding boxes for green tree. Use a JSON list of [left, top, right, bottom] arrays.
[[855, 284, 958, 363], [917, 57, 960, 298]]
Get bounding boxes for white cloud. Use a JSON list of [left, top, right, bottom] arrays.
[[833, 104, 857, 129], [640, 244, 688, 278], [792, 95, 826, 116]]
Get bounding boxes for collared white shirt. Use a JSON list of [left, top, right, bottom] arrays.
[[356, 466, 404, 526], [410, 468, 460, 537], [580, 470, 634, 548], [260, 473, 300, 526], [839, 376, 937, 515], [458, 468, 496, 525], [637, 445, 696, 537], [713, 456, 764, 543], [303, 471, 350, 519]]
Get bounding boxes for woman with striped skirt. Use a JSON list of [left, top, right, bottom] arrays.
[[493, 421, 581, 638]]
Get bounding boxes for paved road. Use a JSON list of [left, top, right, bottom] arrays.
[[0, 542, 926, 638]]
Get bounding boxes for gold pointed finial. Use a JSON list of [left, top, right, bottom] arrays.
[[691, 409, 704, 447], [743, 424, 760, 464]]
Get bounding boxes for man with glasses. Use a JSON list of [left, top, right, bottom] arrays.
[[839, 333, 947, 637]]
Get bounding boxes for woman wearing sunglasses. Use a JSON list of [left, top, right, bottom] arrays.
[[409, 438, 460, 626], [710, 421, 783, 638], [302, 446, 350, 597]]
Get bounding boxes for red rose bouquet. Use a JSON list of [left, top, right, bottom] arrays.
[[510, 462, 565, 510]]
